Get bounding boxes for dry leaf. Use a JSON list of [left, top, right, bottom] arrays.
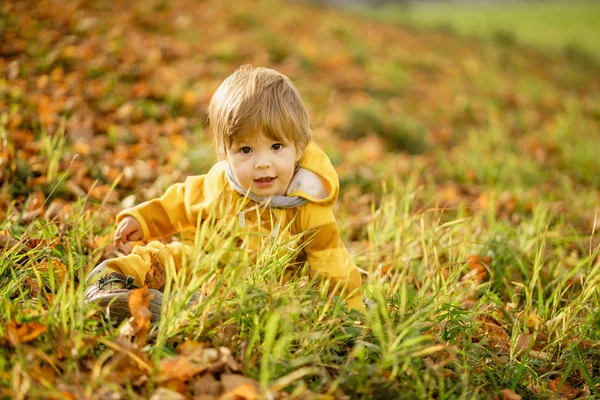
[[24, 276, 40, 298], [128, 287, 153, 346], [191, 374, 223, 398], [465, 255, 492, 283], [217, 347, 241, 373], [515, 333, 533, 355], [0, 234, 32, 254], [219, 374, 260, 400], [149, 387, 186, 400], [35, 258, 68, 282], [177, 339, 205, 355], [498, 388, 521, 400], [146, 253, 166, 291], [26, 362, 58, 386], [101, 337, 152, 386], [6, 321, 48, 345], [518, 311, 542, 329], [89, 184, 119, 203], [44, 199, 67, 221], [477, 315, 510, 356], [548, 377, 583, 398], [25, 237, 61, 251], [157, 355, 204, 383]]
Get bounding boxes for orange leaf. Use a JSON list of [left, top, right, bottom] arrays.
[[89, 184, 119, 203], [220, 374, 260, 400], [6, 321, 48, 346], [518, 311, 542, 329], [128, 287, 152, 346], [158, 355, 204, 383], [36, 258, 68, 282], [177, 339, 205, 355], [498, 388, 521, 400], [146, 253, 166, 291], [466, 255, 492, 283]]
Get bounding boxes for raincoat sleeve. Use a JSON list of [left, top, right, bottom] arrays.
[[299, 203, 364, 311], [116, 160, 232, 241], [116, 175, 209, 240]]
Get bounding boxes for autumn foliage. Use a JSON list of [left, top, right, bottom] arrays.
[[1, 0, 600, 398]]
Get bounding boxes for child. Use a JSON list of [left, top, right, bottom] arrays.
[[85, 65, 363, 321]]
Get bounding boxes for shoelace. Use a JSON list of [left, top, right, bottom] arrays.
[[98, 274, 137, 290]]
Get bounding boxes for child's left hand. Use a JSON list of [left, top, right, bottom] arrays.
[[114, 216, 143, 246]]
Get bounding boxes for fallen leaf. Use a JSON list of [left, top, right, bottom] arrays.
[[26, 362, 58, 387], [25, 237, 61, 251], [24, 276, 41, 298], [216, 347, 241, 373], [548, 377, 584, 398], [518, 311, 542, 329], [515, 333, 533, 355], [177, 339, 205, 355], [149, 387, 186, 400], [44, 199, 67, 221], [191, 374, 223, 398], [219, 374, 260, 400], [465, 255, 492, 283], [498, 388, 521, 400], [157, 355, 204, 383], [0, 234, 32, 254], [35, 258, 68, 282], [100, 337, 152, 386], [89, 184, 119, 203], [146, 253, 166, 291], [477, 315, 510, 356], [128, 286, 152, 346], [6, 321, 48, 345]]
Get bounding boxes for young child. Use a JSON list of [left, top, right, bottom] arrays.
[[85, 65, 363, 321]]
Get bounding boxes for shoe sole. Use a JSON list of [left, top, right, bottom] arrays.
[[92, 289, 163, 322]]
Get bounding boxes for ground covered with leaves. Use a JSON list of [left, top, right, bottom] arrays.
[[1, 0, 599, 398]]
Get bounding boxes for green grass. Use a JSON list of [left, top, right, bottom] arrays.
[[358, 1, 600, 61], [3, 146, 599, 397]]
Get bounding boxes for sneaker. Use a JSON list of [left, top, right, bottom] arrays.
[[85, 271, 163, 322], [85, 260, 109, 286]]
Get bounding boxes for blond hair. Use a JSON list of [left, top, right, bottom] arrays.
[[208, 65, 311, 160]]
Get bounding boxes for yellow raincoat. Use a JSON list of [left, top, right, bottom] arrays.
[[105, 142, 363, 311]]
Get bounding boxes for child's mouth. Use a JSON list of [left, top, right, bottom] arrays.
[[254, 177, 275, 188]]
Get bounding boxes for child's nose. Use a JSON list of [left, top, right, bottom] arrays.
[[255, 153, 271, 169]]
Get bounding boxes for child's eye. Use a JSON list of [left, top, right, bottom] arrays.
[[271, 143, 283, 151], [240, 146, 252, 154]]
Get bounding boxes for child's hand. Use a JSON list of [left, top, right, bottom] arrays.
[[114, 216, 143, 246]]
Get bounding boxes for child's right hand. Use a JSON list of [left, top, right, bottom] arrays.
[[114, 216, 143, 246]]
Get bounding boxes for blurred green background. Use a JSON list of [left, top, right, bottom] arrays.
[[350, 0, 600, 62]]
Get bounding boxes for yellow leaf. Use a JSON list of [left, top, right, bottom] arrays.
[[36, 258, 68, 282]]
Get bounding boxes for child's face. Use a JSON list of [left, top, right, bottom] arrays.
[[227, 132, 300, 197]]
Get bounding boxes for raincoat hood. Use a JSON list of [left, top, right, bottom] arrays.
[[291, 141, 339, 206]]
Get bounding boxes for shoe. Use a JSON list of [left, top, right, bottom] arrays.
[[86, 260, 109, 286], [85, 262, 204, 323], [84, 271, 163, 322]]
